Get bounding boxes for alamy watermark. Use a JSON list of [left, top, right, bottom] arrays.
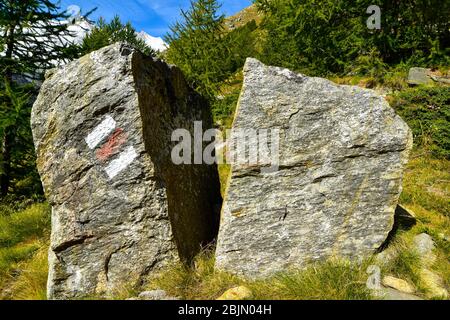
[[366, 265, 382, 290], [171, 122, 280, 173], [66, 5, 81, 24], [367, 5, 381, 30]]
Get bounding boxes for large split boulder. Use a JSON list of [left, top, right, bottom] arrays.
[[215, 58, 412, 278], [31, 43, 221, 299]]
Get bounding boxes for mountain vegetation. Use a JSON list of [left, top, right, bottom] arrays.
[[80, 15, 155, 57], [255, 0, 450, 76]]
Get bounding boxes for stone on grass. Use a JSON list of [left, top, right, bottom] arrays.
[[217, 286, 253, 300], [378, 288, 423, 301], [215, 58, 413, 278], [138, 290, 179, 300], [382, 276, 415, 294], [413, 233, 436, 266], [413, 233, 435, 257], [407, 67, 433, 85]]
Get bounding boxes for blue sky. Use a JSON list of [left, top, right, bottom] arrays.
[[59, 0, 252, 37]]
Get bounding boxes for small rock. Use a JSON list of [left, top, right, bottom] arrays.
[[382, 275, 415, 294], [217, 286, 253, 300], [430, 75, 450, 85], [407, 67, 433, 85], [378, 288, 423, 300], [138, 290, 179, 300], [375, 247, 398, 266], [420, 269, 448, 299]]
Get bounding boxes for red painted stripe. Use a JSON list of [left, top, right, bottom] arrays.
[[95, 128, 128, 163]]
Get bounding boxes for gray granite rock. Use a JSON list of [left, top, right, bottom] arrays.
[[215, 58, 413, 278], [138, 290, 179, 300], [32, 43, 221, 299], [407, 67, 433, 85], [430, 75, 450, 85], [376, 288, 423, 300], [413, 233, 435, 257]]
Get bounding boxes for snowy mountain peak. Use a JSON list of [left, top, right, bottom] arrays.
[[65, 18, 94, 45], [136, 31, 168, 52]]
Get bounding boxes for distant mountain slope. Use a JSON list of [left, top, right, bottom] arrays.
[[225, 4, 263, 30]]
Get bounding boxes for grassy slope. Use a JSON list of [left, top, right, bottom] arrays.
[[1, 58, 448, 302], [224, 4, 263, 30]]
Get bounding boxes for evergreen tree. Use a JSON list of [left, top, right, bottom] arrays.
[[80, 15, 155, 56], [0, 0, 81, 197], [255, 0, 450, 76], [0, 81, 40, 198], [164, 0, 231, 99], [222, 19, 258, 74]]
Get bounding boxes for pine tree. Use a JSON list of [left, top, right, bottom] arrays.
[[80, 15, 155, 57], [0, 0, 81, 197], [164, 0, 231, 99], [255, 0, 450, 76]]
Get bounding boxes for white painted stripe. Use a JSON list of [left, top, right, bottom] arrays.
[[85, 116, 116, 149], [105, 146, 138, 179]]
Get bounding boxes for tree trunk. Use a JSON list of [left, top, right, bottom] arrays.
[[0, 22, 16, 198], [0, 131, 12, 197]]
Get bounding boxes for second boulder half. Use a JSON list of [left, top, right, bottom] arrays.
[[215, 58, 412, 278]]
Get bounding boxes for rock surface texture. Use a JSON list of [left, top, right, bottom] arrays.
[[407, 67, 433, 85], [215, 58, 413, 278], [32, 43, 221, 299]]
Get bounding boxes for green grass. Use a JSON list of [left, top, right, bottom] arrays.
[[0, 203, 50, 300], [146, 148, 449, 301], [0, 78, 448, 300], [380, 237, 423, 288], [6, 242, 48, 300], [379, 150, 450, 298], [388, 86, 450, 160], [0, 243, 40, 276], [399, 155, 450, 217], [0, 157, 447, 301], [145, 251, 374, 300], [0, 203, 51, 247]]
